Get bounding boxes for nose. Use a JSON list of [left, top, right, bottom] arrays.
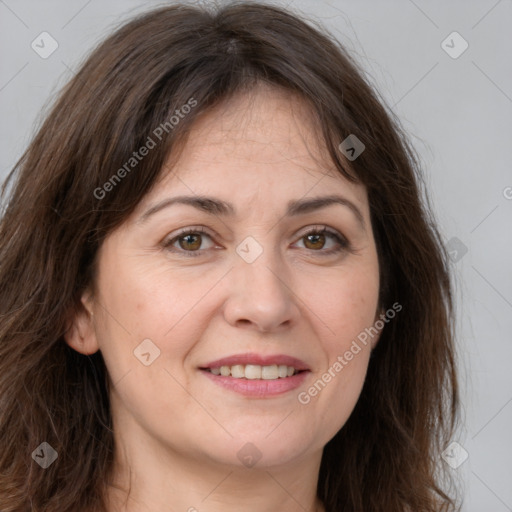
[[222, 247, 301, 333]]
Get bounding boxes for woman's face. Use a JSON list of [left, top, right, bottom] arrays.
[[69, 85, 381, 471]]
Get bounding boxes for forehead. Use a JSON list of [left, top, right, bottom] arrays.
[[143, 84, 367, 212]]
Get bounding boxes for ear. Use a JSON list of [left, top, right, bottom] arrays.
[[63, 287, 100, 355]]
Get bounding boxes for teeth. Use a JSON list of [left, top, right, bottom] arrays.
[[261, 365, 278, 380], [245, 364, 262, 379], [207, 364, 299, 379], [231, 364, 245, 378]]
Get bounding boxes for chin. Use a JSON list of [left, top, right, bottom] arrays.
[[208, 431, 315, 469]]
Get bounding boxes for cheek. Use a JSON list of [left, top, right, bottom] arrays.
[[91, 257, 203, 389], [296, 262, 378, 431], [93, 267, 207, 426], [97, 254, 207, 338], [310, 261, 380, 348]]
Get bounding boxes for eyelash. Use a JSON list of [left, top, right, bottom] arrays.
[[161, 225, 351, 258]]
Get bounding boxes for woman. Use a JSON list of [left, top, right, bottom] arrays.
[[0, 2, 460, 511]]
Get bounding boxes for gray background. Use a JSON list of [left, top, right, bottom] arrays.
[[1, 0, 511, 509]]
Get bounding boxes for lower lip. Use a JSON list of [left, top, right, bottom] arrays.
[[200, 369, 310, 397]]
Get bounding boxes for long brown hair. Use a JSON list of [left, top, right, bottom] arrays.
[[0, 2, 460, 511]]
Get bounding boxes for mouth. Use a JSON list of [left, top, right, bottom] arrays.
[[201, 364, 304, 379], [199, 353, 311, 397]]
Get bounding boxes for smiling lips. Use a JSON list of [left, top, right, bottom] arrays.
[[200, 353, 311, 397], [207, 364, 298, 380]]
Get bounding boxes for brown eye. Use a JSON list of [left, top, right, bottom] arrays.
[[178, 233, 203, 251], [295, 227, 349, 256], [162, 227, 214, 257], [303, 232, 327, 250], [163, 225, 350, 258]]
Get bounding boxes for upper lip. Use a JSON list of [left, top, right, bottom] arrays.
[[201, 353, 310, 371]]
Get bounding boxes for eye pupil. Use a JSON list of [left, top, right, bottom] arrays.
[[305, 233, 325, 250], [180, 234, 201, 251]]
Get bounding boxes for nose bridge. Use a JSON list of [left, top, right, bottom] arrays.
[[236, 234, 289, 299], [223, 234, 299, 331]]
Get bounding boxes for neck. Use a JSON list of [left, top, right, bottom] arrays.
[[104, 428, 325, 512]]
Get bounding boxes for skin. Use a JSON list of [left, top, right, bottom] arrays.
[[65, 83, 381, 512]]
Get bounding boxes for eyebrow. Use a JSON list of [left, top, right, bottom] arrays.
[[137, 194, 365, 230]]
